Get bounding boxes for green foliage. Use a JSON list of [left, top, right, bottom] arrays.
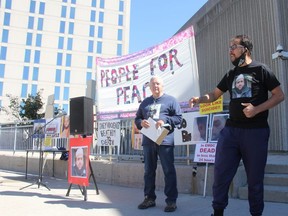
[[20, 91, 45, 120], [1, 90, 45, 122]]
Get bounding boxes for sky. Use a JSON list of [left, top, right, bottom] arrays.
[[129, 0, 208, 54]]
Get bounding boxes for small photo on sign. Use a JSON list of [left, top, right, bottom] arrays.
[[193, 115, 209, 142], [209, 113, 229, 142]]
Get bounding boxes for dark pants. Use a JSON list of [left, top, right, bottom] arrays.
[[143, 143, 178, 204], [212, 126, 269, 216]]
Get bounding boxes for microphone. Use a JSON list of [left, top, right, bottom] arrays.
[[56, 110, 67, 117]]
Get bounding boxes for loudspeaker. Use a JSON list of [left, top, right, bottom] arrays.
[[70, 96, 93, 135]]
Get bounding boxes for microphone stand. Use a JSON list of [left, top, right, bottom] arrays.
[[20, 112, 66, 190]]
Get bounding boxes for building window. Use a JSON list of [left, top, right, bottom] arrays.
[[62, 104, 68, 113], [54, 86, 60, 100], [36, 34, 42, 47], [87, 56, 93, 68], [90, 10, 96, 22], [91, 0, 96, 7], [63, 87, 69, 100], [0, 64, 5, 78], [0, 82, 3, 96], [88, 40, 94, 53], [100, 0, 105, 8], [58, 37, 64, 49], [61, 6, 67, 18], [119, 0, 124, 12], [117, 29, 122, 41], [98, 26, 103, 38], [99, 12, 104, 23], [26, 33, 33, 46], [60, 21, 65, 33], [32, 67, 39, 81], [97, 41, 102, 54], [29, 1, 36, 13], [22, 66, 29, 80], [4, 13, 11, 26], [86, 72, 92, 81], [68, 22, 74, 34], [37, 18, 43, 31], [66, 54, 72, 67], [21, 84, 28, 98], [117, 44, 122, 56], [118, 14, 123, 26], [55, 69, 61, 83], [0, 47, 7, 60], [34, 50, 40, 64], [71, 0, 76, 4], [28, 16, 34, 29], [67, 38, 73, 50], [70, 7, 75, 19], [39, 2, 45, 14], [57, 53, 63, 66], [24, 49, 31, 62], [31, 84, 37, 96], [64, 70, 70, 83], [5, 0, 12, 9], [89, 25, 95, 37], [2, 29, 9, 43]]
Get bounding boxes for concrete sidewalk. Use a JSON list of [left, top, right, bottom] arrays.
[[0, 169, 287, 216]]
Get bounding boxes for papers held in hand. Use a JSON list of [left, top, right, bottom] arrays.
[[140, 117, 170, 145]]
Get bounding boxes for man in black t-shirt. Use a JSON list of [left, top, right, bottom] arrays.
[[189, 35, 284, 216]]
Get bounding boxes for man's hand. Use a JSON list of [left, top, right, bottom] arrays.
[[141, 119, 150, 128], [155, 120, 165, 129], [241, 103, 257, 118], [189, 97, 199, 108]]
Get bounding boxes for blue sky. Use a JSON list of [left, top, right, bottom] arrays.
[[129, 0, 208, 54]]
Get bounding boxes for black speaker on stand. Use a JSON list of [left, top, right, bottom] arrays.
[[67, 96, 99, 200], [70, 96, 94, 136]]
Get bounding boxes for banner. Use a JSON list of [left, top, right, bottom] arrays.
[[96, 26, 200, 119]]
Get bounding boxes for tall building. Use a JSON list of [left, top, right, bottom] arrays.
[[0, 0, 131, 122]]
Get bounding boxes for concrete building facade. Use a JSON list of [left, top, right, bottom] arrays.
[[0, 0, 131, 122], [178, 0, 288, 151]]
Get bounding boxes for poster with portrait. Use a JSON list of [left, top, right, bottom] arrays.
[[174, 112, 209, 145], [68, 136, 92, 186], [209, 113, 229, 142], [132, 120, 143, 150], [60, 115, 70, 138]]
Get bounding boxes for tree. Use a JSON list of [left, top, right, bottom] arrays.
[[20, 91, 45, 120], [1, 90, 45, 122]]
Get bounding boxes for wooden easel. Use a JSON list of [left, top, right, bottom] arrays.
[[66, 159, 99, 201]]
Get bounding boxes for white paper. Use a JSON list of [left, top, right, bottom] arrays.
[[140, 117, 169, 145]]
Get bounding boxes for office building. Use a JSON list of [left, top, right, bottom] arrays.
[[0, 0, 131, 122]]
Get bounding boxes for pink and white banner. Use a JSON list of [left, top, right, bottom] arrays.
[[96, 26, 200, 119]]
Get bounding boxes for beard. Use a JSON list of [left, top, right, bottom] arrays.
[[232, 51, 246, 67]]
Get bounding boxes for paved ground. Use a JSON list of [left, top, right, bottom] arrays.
[[0, 169, 287, 216]]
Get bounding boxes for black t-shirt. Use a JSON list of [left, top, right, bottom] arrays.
[[217, 61, 280, 128]]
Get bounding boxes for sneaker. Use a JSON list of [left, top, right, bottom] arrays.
[[138, 197, 156, 209], [164, 203, 177, 212]]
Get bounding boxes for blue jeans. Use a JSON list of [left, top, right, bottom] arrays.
[[143, 143, 178, 204], [212, 126, 269, 215]]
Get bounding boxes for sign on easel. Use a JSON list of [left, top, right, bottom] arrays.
[[68, 137, 92, 186]]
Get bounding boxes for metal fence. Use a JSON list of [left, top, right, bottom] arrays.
[[0, 119, 195, 164]]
